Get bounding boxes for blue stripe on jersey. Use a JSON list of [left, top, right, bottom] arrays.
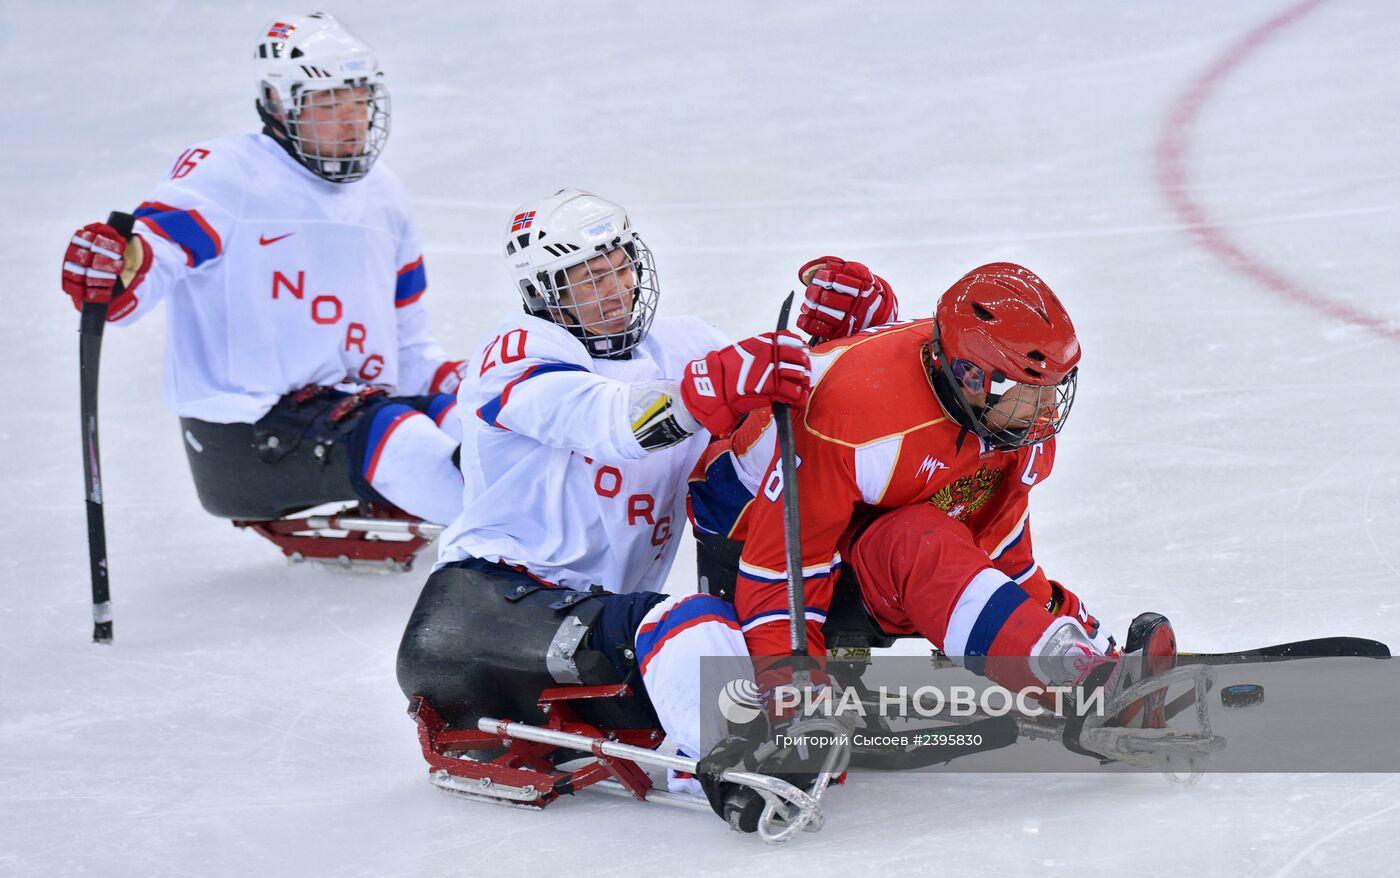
[[426, 393, 456, 424], [739, 606, 831, 628], [689, 452, 754, 536], [737, 562, 841, 586], [964, 582, 1030, 658], [360, 403, 418, 477], [133, 202, 221, 267], [395, 257, 427, 305], [1009, 562, 1036, 583], [476, 362, 588, 428], [990, 523, 1026, 560], [635, 595, 740, 666]]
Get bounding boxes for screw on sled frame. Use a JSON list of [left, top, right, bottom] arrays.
[[408, 685, 829, 845]]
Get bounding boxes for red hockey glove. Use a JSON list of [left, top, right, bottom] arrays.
[[796, 256, 898, 342], [62, 222, 150, 320], [680, 331, 810, 436], [429, 359, 469, 395], [1045, 580, 1103, 641]]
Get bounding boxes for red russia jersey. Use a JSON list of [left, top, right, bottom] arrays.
[[730, 319, 1056, 658]]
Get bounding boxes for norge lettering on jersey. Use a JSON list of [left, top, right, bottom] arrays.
[[437, 311, 729, 593], [117, 133, 446, 423]]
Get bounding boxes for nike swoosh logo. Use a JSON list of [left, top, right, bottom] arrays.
[[259, 232, 295, 246]]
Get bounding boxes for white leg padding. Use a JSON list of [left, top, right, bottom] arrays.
[[365, 410, 462, 525], [635, 593, 752, 794]]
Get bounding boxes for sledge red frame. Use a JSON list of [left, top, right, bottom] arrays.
[[409, 684, 664, 807], [232, 502, 442, 569]]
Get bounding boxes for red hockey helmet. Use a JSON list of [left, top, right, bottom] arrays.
[[928, 263, 1081, 449]]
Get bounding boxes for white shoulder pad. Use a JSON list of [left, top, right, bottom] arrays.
[[134, 137, 253, 271], [642, 315, 730, 376], [463, 312, 649, 461], [364, 159, 414, 219], [146, 135, 255, 203], [469, 313, 593, 391]]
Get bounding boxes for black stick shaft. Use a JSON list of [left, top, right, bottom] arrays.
[[81, 211, 134, 644], [1162, 636, 1390, 720], [772, 292, 807, 659]]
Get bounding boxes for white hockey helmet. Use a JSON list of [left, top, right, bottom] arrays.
[[505, 189, 660, 359], [253, 13, 389, 183]]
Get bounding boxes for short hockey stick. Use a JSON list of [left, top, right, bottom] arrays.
[[1179, 636, 1390, 664], [80, 210, 134, 644], [771, 292, 807, 664], [1162, 636, 1390, 721]]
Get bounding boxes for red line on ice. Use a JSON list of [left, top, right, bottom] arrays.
[[1154, 0, 1400, 343]]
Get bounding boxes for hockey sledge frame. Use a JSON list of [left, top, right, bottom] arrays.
[[820, 638, 1227, 776], [233, 501, 444, 571], [408, 684, 832, 845]]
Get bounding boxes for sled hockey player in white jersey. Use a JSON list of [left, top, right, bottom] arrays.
[[398, 189, 869, 810], [431, 187, 805, 592], [60, 13, 465, 526]]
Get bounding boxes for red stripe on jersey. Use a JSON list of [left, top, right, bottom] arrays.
[[735, 568, 837, 659], [187, 209, 223, 258], [363, 411, 418, 483], [135, 201, 223, 266], [638, 613, 742, 677], [497, 365, 544, 409], [135, 215, 181, 262], [433, 400, 457, 427]]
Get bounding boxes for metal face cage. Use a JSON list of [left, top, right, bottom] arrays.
[[534, 237, 660, 359], [930, 327, 1078, 450], [263, 80, 390, 183]]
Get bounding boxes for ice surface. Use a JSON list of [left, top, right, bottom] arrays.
[[3, 1, 1399, 875]]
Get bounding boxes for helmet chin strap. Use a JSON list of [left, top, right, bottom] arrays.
[[924, 336, 1036, 453], [538, 300, 636, 361], [257, 100, 328, 181], [924, 337, 982, 453], [257, 100, 297, 155], [537, 272, 643, 361]]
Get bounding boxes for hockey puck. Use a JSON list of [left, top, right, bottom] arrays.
[[1220, 683, 1265, 708]]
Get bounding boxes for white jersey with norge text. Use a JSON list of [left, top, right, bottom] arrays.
[[116, 133, 449, 423], [436, 312, 729, 593]]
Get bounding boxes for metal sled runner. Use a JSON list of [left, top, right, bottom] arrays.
[[408, 685, 830, 845], [233, 502, 442, 571]]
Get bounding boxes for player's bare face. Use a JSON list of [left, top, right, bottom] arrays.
[[298, 86, 373, 159], [560, 248, 637, 336]]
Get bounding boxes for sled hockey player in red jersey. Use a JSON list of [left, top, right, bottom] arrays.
[[60, 14, 465, 527], [395, 196, 899, 814], [691, 261, 1188, 758]]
